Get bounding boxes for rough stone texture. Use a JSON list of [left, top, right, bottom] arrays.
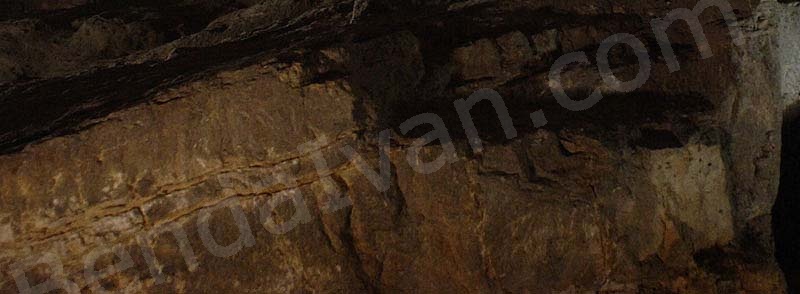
[[0, 0, 794, 293], [768, 2, 800, 109]]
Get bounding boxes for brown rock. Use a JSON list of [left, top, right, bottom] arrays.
[[0, 1, 791, 293]]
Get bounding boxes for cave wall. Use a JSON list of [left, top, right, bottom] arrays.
[[0, 0, 794, 293], [771, 1, 800, 111]]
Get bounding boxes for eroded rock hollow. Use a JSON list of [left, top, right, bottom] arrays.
[[0, 0, 798, 293]]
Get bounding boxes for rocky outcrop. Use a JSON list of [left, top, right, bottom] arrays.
[[0, 0, 793, 293]]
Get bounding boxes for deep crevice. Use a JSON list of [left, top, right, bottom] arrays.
[[773, 114, 800, 293]]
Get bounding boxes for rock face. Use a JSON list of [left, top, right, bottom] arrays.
[[0, 0, 795, 293]]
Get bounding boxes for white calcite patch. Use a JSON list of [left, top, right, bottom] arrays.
[[757, 1, 800, 111], [776, 3, 800, 108], [648, 144, 735, 250]]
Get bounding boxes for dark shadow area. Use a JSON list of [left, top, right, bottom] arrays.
[[373, 86, 713, 152], [774, 114, 800, 293]]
